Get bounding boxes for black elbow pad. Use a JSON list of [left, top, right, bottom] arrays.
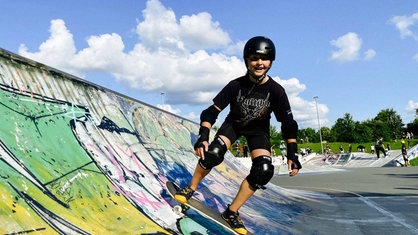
[[281, 119, 298, 139], [200, 105, 220, 125]]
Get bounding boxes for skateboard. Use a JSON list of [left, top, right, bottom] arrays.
[[166, 181, 253, 235]]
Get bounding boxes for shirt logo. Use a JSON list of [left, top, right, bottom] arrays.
[[235, 89, 270, 126]]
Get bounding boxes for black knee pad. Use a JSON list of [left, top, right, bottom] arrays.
[[246, 155, 274, 190], [198, 137, 227, 170]]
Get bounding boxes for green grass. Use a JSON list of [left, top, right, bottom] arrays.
[[410, 157, 418, 166]]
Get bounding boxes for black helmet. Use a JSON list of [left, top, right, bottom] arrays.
[[243, 36, 276, 61]]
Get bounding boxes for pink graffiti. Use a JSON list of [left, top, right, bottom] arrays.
[[104, 145, 126, 183], [132, 191, 162, 211], [116, 145, 148, 173], [88, 143, 165, 210]]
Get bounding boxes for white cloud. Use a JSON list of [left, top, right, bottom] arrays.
[[363, 49, 376, 60], [273, 76, 329, 128], [330, 32, 361, 63], [390, 12, 418, 64], [275, 77, 306, 95], [19, 0, 243, 102], [389, 12, 418, 40], [137, 0, 230, 52], [137, 0, 184, 53], [183, 111, 200, 122], [18, 19, 78, 75], [157, 104, 181, 115], [406, 100, 418, 113], [330, 32, 375, 63], [179, 12, 231, 51], [16, 0, 323, 128], [291, 96, 329, 129]]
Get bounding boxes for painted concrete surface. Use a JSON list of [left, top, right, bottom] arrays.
[[0, 48, 316, 235]]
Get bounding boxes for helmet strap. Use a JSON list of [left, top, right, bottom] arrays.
[[256, 74, 266, 83], [247, 69, 267, 84]]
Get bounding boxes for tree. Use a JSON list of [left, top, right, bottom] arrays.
[[374, 108, 403, 141], [298, 127, 317, 143], [320, 126, 334, 142], [353, 120, 374, 142], [331, 113, 356, 142]]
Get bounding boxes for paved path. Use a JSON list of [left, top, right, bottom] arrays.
[[271, 167, 418, 235]]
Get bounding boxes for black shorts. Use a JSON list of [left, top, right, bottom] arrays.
[[216, 121, 271, 153]]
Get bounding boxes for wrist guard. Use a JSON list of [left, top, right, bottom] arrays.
[[287, 142, 302, 170], [194, 126, 210, 149]]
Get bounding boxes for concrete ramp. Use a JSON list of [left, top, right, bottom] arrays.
[[0, 48, 313, 234]]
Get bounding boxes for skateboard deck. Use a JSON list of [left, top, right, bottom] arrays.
[[166, 181, 252, 235]]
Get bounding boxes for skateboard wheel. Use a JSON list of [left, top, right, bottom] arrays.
[[173, 205, 183, 215]]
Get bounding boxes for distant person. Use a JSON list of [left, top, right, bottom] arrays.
[[370, 145, 375, 154], [235, 142, 241, 157], [406, 132, 411, 148], [300, 148, 306, 156], [375, 137, 386, 159], [279, 140, 287, 161], [243, 145, 249, 158], [174, 36, 301, 234], [325, 144, 331, 155], [348, 143, 352, 153], [271, 147, 276, 157], [401, 140, 409, 167], [386, 143, 391, 156], [339, 145, 344, 153]]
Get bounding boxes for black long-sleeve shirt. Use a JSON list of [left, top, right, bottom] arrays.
[[212, 75, 298, 139]]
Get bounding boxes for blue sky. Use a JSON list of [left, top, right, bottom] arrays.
[[2, 0, 418, 129]]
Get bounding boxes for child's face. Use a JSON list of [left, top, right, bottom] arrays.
[[246, 54, 272, 78]]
